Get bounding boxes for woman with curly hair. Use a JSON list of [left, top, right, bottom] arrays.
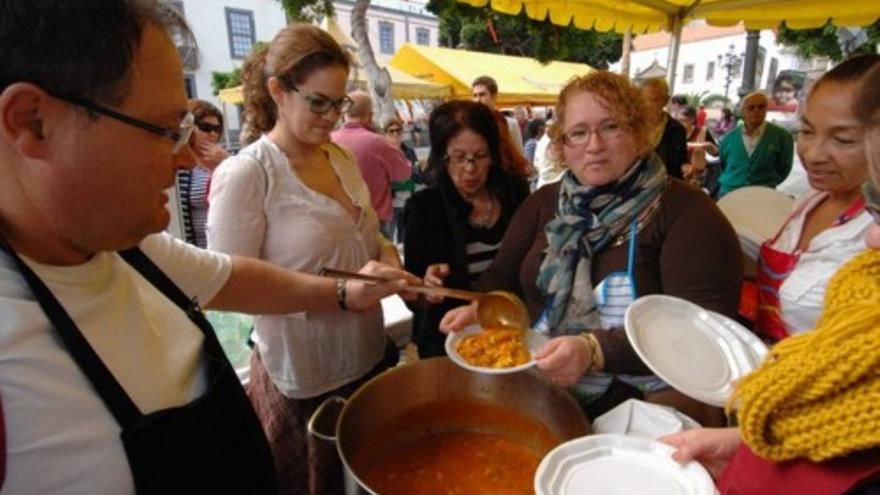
[[441, 71, 742, 423]]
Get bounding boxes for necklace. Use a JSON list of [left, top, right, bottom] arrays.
[[469, 195, 495, 228]]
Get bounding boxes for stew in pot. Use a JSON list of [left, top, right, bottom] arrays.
[[350, 399, 559, 495]]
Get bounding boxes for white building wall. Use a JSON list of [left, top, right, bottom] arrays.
[[178, 0, 288, 139], [333, 0, 438, 66], [615, 30, 800, 105]]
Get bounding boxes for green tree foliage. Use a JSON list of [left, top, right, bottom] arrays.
[[278, 0, 334, 22], [428, 0, 622, 68], [211, 69, 242, 95], [778, 20, 880, 62]]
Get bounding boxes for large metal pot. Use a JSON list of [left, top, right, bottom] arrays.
[[309, 357, 590, 494]]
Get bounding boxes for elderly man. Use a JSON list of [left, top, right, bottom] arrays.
[[718, 92, 794, 196], [472, 75, 524, 152], [0, 2, 414, 494], [331, 90, 411, 237], [640, 77, 689, 180]]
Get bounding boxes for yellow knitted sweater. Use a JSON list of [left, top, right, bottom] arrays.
[[731, 250, 880, 462]]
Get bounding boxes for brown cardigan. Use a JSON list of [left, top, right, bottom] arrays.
[[475, 178, 743, 375]]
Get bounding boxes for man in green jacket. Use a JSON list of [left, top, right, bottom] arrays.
[[718, 92, 794, 196]]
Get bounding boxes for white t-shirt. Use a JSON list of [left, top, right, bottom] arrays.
[[208, 136, 385, 399], [0, 233, 232, 495], [770, 190, 871, 335]]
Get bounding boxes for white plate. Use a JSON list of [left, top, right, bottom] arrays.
[[717, 186, 794, 261], [445, 325, 549, 375], [535, 434, 717, 495], [624, 295, 769, 407]]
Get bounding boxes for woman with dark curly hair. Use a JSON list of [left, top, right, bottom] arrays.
[[441, 71, 743, 423], [403, 100, 530, 358]]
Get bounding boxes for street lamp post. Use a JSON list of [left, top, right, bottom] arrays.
[[718, 44, 744, 106]]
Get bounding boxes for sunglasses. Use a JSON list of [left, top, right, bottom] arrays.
[[195, 121, 223, 134]]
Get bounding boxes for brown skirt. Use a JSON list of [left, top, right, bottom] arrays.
[[247, 342, 398, 495]]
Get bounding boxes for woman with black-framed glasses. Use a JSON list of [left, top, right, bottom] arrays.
[[176, 99, 228, 249], [206, 23, 411, 495]]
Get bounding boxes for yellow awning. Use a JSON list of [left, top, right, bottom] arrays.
[[456, 0, 879, 34], [390, 43, 594, 105]]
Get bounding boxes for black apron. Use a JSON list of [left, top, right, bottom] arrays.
[[0, 241, 277, 494]]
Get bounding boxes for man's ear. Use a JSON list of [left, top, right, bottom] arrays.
[[0, 83, 53, 160]]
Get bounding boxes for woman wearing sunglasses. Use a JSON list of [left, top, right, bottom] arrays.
[[662, 58, 880, 495], [175, 99, 227, 248], [206, 24, 411, 495]]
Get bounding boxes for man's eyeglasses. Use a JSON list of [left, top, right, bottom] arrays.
[[863, 181, 880, 224], [56, 93, 194, 153], [446, 151, 491, 169], [195, 121, 223, 134], [561, 121, 625, 147], [386, 127, 403, 135], [291, 85, 353, 115]]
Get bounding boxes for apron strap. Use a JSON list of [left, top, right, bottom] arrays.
[[625, 219, 639, 298], [0, 238, 142, 425]]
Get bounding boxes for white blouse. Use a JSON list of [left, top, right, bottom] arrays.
[[770, 190, 871, 336], [207, 136, 385, 399]]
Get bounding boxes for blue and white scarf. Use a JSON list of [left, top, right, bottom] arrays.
[[536, 154, 667, 333]]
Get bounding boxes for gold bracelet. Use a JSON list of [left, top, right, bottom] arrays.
[[580, 332, 602, 373]]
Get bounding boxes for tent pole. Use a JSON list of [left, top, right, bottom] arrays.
[[620, 29, 633, 77], [665, 14, 684, 93]]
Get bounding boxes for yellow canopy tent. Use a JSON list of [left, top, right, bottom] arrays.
[[389, 43, 594, 105], [455, 0, 879, 89], [216, 17, 450, 105]]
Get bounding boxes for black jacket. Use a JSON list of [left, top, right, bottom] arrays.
[[402, 177, 529, 357], [655, 113, 689, 179]]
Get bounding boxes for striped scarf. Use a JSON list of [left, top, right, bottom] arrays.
[[536, 154, 667, 332]]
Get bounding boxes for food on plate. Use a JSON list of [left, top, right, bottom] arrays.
[[456, 327, 531, 368]]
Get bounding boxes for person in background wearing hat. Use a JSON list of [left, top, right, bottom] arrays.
[[662, 58, 880, 495], [0, 3, 415, 495]]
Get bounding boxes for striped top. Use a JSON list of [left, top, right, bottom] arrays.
[[464, 221, 506, 284], [177, 166, 212, 249]]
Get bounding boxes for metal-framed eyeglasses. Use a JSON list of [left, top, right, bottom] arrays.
[[54, 93, 194, 154], [291, 85, 354, 115], [445, 151, 491, 169], [863, 180, 880, 225], [561, 121, 626, 147]]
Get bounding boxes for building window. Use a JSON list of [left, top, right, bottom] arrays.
[[731, 58, 743, 78], [416, 28, 430, 46], [706, 61, 715, 81], [183, 75, 197, 99], [226, 8, 256, 59], [682, 64, 694, 84], [379, 21, 395, 55]]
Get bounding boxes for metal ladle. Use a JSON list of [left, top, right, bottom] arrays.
[[319, 268, 530, 330]]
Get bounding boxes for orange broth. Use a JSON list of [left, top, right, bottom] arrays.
[[357, 431, 540, 495], [350, 400, 559, 495]]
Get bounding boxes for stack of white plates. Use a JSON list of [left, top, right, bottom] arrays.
[[717, 186, 794, 261], [535, 434, 717, 495], [624, 295, 769, 407]]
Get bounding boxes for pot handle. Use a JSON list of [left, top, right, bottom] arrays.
[[307, 395, 346, 443]]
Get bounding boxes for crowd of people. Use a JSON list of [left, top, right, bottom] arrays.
[[0, 1, 877, 494]]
